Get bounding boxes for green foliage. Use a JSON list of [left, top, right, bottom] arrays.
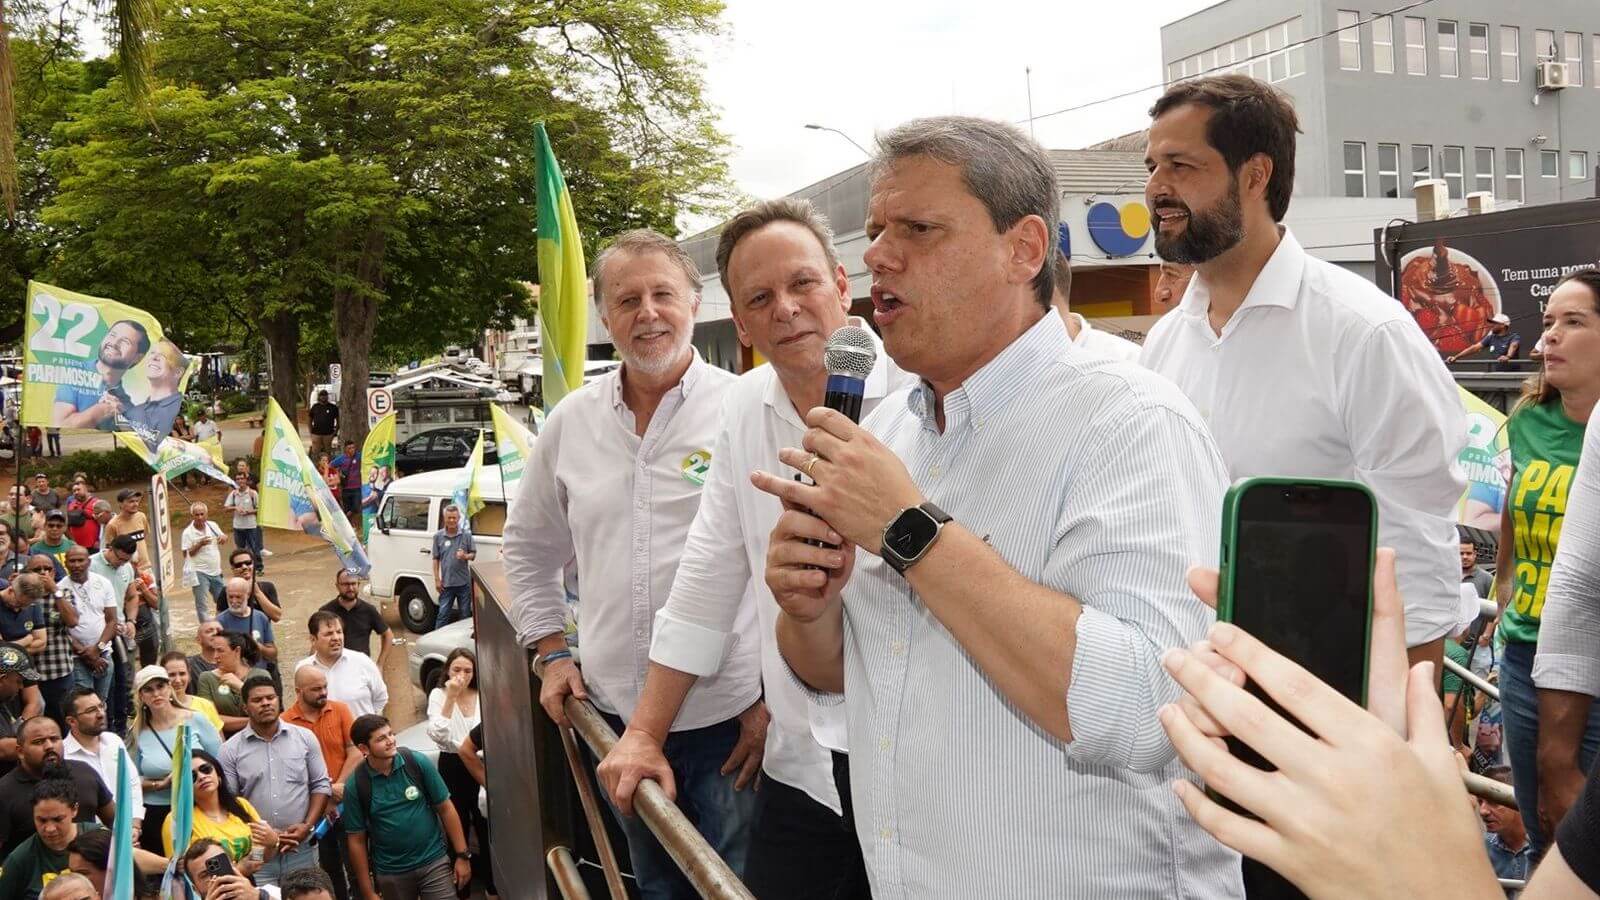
[[218, 392, 257, 416], [30, 446, 151, 487]]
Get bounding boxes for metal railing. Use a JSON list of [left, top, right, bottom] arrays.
[[534, 655, 756, 900], [1442, 656, 1500, 703]]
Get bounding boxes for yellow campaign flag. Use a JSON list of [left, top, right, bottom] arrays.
[[360, 413, 397, 541], [489, 403, 536, 494], [1456, 385, 1510, 534], [535, 123, 588, 411], [258, 399, 371, 576], [114, 432, 235, 486], [452, 430, 486, 520]]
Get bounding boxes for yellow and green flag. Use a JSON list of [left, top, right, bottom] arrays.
[[1455, 385, 1510, 534], [490, 403, 536, 496], [535, 123, 588, 411], [360, 413, 397, 541], [452, 430, 486, 520], [259, 399, 371, 577], [114, 432, 235, 486]]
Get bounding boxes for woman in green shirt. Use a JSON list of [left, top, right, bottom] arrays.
[[1495, 267, 1600, 853], [193, 632, 269, 736], [0, 780, 99, 900]]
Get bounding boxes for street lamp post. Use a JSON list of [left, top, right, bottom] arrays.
[[804, 123, 870, 157]]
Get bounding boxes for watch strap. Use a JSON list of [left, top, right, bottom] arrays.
[[882, 502, 952, 575]]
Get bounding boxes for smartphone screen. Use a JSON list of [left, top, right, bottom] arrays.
[[1228, 481, 1374, 706]]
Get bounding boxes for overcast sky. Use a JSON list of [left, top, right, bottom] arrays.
[[695, 0, 1213, 219]]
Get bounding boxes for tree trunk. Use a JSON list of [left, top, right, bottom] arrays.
[[333, 228, 386, 450], [261, 310, 300, 422]]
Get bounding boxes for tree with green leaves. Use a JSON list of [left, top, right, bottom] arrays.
[[42, 0, 731, 440]]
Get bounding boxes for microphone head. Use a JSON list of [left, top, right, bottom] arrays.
[[824, 325, 877, 380]]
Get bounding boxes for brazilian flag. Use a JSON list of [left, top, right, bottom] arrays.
[[535, 123, 589, 411]]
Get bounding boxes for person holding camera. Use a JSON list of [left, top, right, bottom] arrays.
[[182, 838, 281, 900]]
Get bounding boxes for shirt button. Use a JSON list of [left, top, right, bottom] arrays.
[[927, 466, 941, 480], [878, 827, 892, 842], [889, 641, 906, 657], [878, 736, 890, 751]]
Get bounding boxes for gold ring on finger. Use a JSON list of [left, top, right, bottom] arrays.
[[802, 454, 820, 478]]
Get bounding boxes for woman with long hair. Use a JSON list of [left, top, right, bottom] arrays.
[[163, 749, 278, 879], [160, 651, 222, 733], [1494, 267, 1600, 853], [426, 648, 495, 897], [193, 632, 269, 736], [127, 665, 221, 855]]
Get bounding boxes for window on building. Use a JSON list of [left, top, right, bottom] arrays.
[[1442, 146, 1465, 197], [1372, 15, 1395, 74], [1536, 29, 1557, 63], [1268, 24, 1288, 81], [1167, 62, 1182, 83], [1405, 17, 1427, 75], [1506, 149, 1524, 202], [1571, 151, 1589, 180], [1542, 149, 1560, 178], [1566, 32, 1584, 85], [1338, 10, 1361, 70], [1286, 18, 1305, 77], [1501, 26, 1520, 82], [1249, 31, 1268, 79], [1344, 142, 1367, 197], [1437, 21, 1459, 77], [1473, 147, 1495, 194], [1377, 143, 1400, 197], [1412, 144, 1434, 190], [1593, 35, 1599, 87], [1468, 24, 1489, 79]]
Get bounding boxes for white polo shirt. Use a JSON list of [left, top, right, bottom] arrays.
[[504, 354, 759, 729], [651, 322, 914, 814], [295, 650, 387, 717], [1141, 228, 1467, 645]]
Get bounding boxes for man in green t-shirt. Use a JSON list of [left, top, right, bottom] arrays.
[[27, 513, 76, 580], [343, 715, 471, 900]]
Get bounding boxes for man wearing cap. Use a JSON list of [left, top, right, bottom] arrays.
[[1449, 313, 1523, 371], [29, 512, 76, 579], [60, 547, 117, 703], [100, 489, 163, 654], [64, 481, 100, 553], [28, 476, 60, 514], [62, 687, 142, 841], [0, 642, 46, 779], [309, 391, 338, 459]]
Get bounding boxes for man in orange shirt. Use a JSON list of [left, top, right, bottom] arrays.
[[282, 664, 360, 900]]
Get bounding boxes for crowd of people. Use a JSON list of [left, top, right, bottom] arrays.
[[0, 446, 493, 898], [499, 72, 1600, 899]]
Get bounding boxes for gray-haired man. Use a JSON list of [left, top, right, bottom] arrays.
[[505, 229, 756, 899], [758, 116, 1242, 897]]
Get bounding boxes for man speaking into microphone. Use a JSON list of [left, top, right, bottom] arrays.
[[600, 198, 914, 899], [754, 117, 1243, 898]]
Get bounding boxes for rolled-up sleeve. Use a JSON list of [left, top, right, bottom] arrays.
[[1056, 402, 1228, 773], [502, 410, 576, 649], [1339, 321, 1467, 645], [1535, 420, 1600, 697], [651, 404, 750, 676]]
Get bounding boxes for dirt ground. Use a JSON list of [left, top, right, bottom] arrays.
[[3, 417, 425, 729]]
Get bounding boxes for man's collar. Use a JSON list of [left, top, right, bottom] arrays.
[[62, 732, 92, 753], [246, 721, 281, 741], [908, 311, 1067, 429], [317, 651, 343, 667], [609, 349, 707, 412], [1180, 226, 1308, 319], [763, 316, 894, 420]]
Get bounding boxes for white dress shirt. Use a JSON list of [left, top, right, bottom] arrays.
[[1065, 311, 1143, 361], [62, 572, 117, 651], [504, 355, 760, 728], [63, 730, 143, 819], [804, 312, 1240, 898], [294, 651, 387, 718], [1141, 229, 1467, 645], [651, 322, 915, 814]]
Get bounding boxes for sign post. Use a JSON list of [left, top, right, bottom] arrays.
[[329, 363, 342, 384], [367, 387, 393, 427], [149, 474, 175, 595]]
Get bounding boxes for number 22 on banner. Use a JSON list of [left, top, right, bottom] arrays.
[[29, 292, 97, 356]]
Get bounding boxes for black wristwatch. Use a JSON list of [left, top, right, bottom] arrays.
[[452, 849, 472, 861], [880, 502, 952, 575]]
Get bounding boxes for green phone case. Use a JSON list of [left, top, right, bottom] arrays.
[[1215, 476, 1378, 707]]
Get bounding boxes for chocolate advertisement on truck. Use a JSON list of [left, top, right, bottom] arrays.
[[1375, 197, 1600, 356]]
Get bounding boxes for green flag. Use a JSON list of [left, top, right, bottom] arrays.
[[535, 123, 589, 411]]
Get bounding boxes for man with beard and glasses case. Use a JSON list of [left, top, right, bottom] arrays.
[[1139, 76, 1465, 707]]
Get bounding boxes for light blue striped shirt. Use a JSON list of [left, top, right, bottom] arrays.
[[829, 311, 1243, 898]]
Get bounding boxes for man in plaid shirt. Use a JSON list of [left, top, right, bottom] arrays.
[[20, 561, 80, 726]]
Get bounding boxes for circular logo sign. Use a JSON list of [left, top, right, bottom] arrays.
[[404, 785, 421, 801], [681, 450, 712, 486], [368, 389, 393, 417], [1086, 201, 1152, 257]]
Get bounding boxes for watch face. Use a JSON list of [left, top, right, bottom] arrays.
[[887, 509, 939, 558]]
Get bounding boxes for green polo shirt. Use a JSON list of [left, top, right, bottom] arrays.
[[342, 750, 449, 874]]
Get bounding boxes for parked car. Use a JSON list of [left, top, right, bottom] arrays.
[[393, 719, 441, 768], [394, 427, 499, 476], [368, 464, 506, 633], [408, 617, 475, 695]]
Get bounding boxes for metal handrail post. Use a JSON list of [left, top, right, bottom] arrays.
[[557, 725, 630, 899], [535, 657, 757, 900], [1463, 771, 1517, 809], [547, 847, 594, 900], [1442, 656, 1500, 702]]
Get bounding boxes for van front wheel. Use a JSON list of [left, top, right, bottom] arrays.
[[398, 582, 438, 634]]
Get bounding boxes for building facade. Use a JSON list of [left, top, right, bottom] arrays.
[[1161, 0, 1600, 207]]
